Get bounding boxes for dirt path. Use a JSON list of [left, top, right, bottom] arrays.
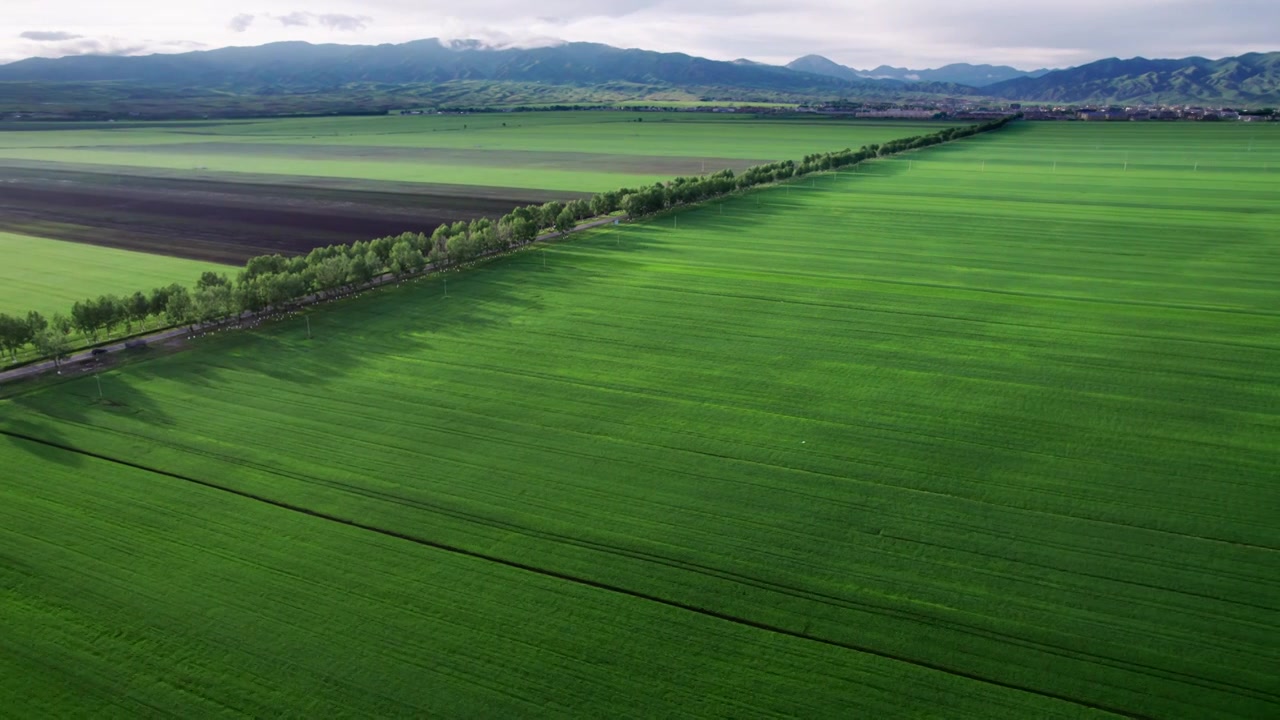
[[0, 215, 623, 387]]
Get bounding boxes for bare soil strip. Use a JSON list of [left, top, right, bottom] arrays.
[[74, 143, 771, 175]]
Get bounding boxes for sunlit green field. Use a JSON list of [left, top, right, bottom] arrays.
[[0, 232, 223, 317], [2, 122, 1278, 717], [0, 113, 955, 192]]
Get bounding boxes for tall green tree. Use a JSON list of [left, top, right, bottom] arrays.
[[0, 313, 26, 361], [194, 285, 233, 325], [390, 241, 425, 277], [50, 313, 72, 338], [127, 292, 151, 331], [590, 191, 620, 216], [312, 256, 351, 296], [243, 254, 288, 281], [346, 254, 374, 287], [233, 277, 268, 315], [96, 296, 124, 338], [554, 207, 576, 235], [71, 300, 99, 341], [25, 311, 47, 337], [35, 330, 71, 369], [196, 272, 230, 291], [148, 286, 174, 319], [539, 201, 566, 230], [165, 287, 194, 327]]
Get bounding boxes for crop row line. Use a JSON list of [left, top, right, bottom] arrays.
[[0, 426, 1160, 719]]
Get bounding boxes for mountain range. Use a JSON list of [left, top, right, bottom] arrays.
[[786, 55, 1053, 87], [0, 39, 1277, 110], [0, 40, 958, 98]]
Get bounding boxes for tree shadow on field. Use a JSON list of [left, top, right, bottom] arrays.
[[1, 362, 184, 466], [6, 364, 176, 423], [2, 220, 691, 440], [2, 417, 83, 468], [118, 241, 644, 396], [565, 224, 681, 261]]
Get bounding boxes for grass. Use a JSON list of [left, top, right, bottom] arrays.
[[0, 232, 225, 318], [2, 121, 1278, 717], [0, 437, 1083, 718], [0, 113, 958, 193]]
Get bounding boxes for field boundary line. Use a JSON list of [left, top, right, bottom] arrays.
[[0, 426, 1153, 720]]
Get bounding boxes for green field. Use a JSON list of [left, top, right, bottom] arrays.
[[2, 121, 1278, 717], [0, 232, 225, 317], [0, 113, 956, 192]]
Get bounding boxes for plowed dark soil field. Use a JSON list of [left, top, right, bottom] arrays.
[[0, 164, 575, 263]]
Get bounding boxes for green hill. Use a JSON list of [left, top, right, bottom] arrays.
[[986, 52, 1280, 104]]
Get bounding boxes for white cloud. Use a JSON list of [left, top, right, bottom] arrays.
[[268, 12, 371, 31], [316, 13, 371, 31], [19, 31, 85, 42], [228, 14, 255, 33], [275, 12, 311, 28]]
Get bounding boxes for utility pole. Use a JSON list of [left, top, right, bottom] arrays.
[[95, 373, 103, 401]]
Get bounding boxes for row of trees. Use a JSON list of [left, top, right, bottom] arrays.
[[0, 311, 64, 364], [614, 115, 1020, 218], [0, 116, 1020, 367], [0, 284, 208, 366]]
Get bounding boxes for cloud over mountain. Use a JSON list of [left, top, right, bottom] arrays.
[[271, 12, 371, 31], [19, 31, 85, 42]]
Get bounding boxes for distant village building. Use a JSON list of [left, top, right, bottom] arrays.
[[854, 109, 938, 119]]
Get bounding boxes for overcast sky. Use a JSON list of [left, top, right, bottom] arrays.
[[5, 0, 1278, 69]]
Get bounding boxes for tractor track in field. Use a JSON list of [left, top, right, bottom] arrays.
[[0, 426, 1161, 720]]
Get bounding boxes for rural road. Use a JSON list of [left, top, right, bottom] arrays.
[[0, 216, 624, 387]]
